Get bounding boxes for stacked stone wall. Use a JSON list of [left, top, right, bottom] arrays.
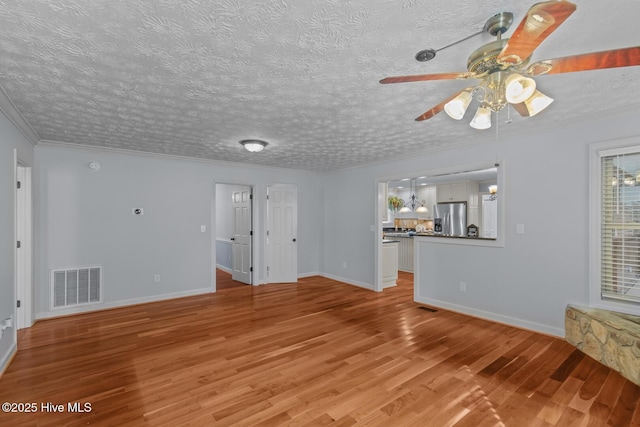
[[565, 304, 640, 386]]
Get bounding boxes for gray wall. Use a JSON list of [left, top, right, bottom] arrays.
[[35, 145, 322, 318], [321, 108, 640, 336], [7, 104, 640, 348], [0, 113, 34, 372]]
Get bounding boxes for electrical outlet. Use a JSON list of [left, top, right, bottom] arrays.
[[154, 274, 161, 283], [343, 261, 347, 269], [459, 282, 467, 292]]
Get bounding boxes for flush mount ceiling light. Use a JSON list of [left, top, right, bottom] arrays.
[[239, 139, 268, 152], [380, 1, 640, 129]]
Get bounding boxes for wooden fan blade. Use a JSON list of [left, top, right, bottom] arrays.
[[380, 72, 478, 84], [497, 0, 576, 66], [511, 102, 531, 117], [415, 88, 474, 121], [525, 46, 640, 76]]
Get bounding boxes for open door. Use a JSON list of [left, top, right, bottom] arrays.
[[231, 187, 252, 284], [266, 185, 297, 283], [15, 155, 33, 329]]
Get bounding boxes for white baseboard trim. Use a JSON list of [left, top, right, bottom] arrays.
[[298, 271, 321, 279], [0, 341, 17, 378], [320, 273, 375, 291], [216, 264, 232, 274], [414, 296, 565, 338], [36, 287, 214, 320]]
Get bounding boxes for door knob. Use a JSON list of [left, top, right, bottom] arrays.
[[230, 237, 235, 241], [293, 238, 296, 242]]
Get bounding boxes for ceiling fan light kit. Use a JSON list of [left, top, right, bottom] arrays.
[[470, 107, 492, 130], [380, 0, 640, 129], [521, 90, 554, 117], [444, 91, 473, 120], [504, 73, 536, 104]]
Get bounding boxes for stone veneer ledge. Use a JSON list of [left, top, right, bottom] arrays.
[[565, 304, 640, 386]]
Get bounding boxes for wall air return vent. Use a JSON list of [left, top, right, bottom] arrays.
[[51, 266, 102, 309]]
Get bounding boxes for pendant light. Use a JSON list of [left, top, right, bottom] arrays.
[[398, 178, 428, 213]]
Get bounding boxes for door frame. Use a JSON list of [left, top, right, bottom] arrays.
[[212, 180, 256, 290], [14, 149, 33, 329]]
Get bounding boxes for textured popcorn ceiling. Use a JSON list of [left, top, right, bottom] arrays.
[[0, 0, 639, 171]]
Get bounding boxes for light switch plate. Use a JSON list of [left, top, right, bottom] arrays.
[[516, 224, 525, 234]]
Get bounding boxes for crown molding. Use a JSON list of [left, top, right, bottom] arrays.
[[0, 85, 40, 146]]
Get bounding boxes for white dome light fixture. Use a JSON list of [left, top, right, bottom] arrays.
[[240, 139, 268, 152]]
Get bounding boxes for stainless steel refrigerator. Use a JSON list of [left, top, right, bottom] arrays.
[[433, 202, 467, 236]]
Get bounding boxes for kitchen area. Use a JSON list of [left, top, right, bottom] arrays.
[[380, 167, 498, 288]]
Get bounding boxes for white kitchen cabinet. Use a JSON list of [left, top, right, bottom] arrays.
[[468, 192, 480, 228], [417, 185, 436, 216], [436, 181, 469, 203], [382, 241, 399, 288], [379, 182, 388, 222], [397, 237, 414, 272]]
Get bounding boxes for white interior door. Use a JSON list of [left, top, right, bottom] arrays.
[[231, 187, 252, 284], [267, 185, 297, 283], [15, 161, 33, 329]]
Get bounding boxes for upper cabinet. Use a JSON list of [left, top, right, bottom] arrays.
[[418, 185, 437, 215], [437, 181, 473, 203], [379, 182, 389, 222]]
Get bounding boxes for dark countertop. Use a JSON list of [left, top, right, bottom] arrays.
[[414, 233, 496, 241], [383, 232, 416, 237]]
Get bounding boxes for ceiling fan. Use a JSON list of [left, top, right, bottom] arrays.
[[380, 0, 640, 129]]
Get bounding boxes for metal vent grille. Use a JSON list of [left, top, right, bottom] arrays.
[[51, 266, 102, 309]]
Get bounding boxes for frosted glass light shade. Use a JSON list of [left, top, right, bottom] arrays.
[[470, 107, 492, 130], [524, 90, 554, 117], [416, 205, 428, 213], [240, 139, 268, 152], [398, 206, 411, 213], [505, 73, 536, 104], [444, 91, 472, 120]]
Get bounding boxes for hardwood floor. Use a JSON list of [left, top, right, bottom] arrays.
[[216, 268, 249, 290], [1, 273, 639, 426]]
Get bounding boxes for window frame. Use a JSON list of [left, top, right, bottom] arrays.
[[590, 137, 640, 315]]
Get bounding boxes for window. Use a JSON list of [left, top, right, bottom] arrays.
[[592, 139, 640, 310]]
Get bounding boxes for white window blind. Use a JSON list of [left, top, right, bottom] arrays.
[[601, 151, 640, 303]]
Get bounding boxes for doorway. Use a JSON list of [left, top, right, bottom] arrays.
[[215, 183, 253, 287]]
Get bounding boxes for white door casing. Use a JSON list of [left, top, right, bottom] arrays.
[[231, 187, 252, 284], [267, 185, 298, 283]]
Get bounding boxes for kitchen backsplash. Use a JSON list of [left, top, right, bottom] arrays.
[[392, 218, 434, 230]]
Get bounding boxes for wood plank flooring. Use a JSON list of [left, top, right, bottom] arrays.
[[1, 273, 639, 426], [216, 268, 249, 290]]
